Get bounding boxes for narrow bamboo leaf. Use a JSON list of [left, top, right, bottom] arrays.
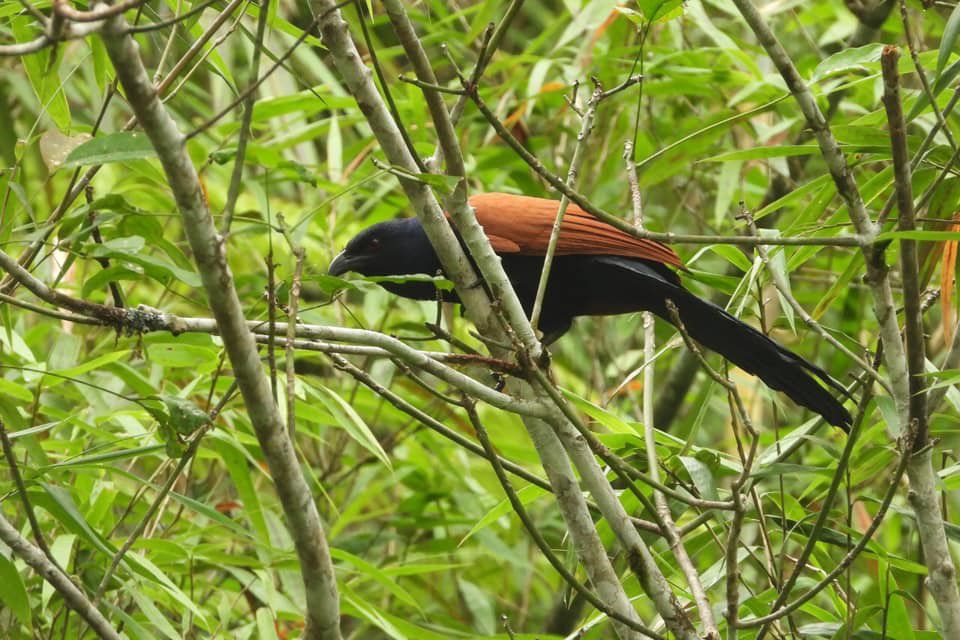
[[330, 548, 421, 611], [208, 435, 270, 544], [563, 389, 637, 434], [713, 160, 742, 225], [313, 385, 392, 469], [61, 132, 157, 168], [811, 43, 884, 82], [41, 535, 76, 611], [458, 578, 496, 635], [908, 58, 960, 121], [938, 4, 960, 77], [678, 455, 719, 501], [0, 553, 31, 628], [878, 230, 960, 242], [51, 350, 131, 383], [700, 145, 819, 162], [130, 588, 182, 640], [460, 484, 548, 545], [256, 608, 279, 640]]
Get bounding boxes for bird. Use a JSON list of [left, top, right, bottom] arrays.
[[328, 192, 853, 429]]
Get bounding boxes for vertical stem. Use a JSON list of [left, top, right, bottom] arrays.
[[881, 47, 927, 443], [100, 18, 342, 639], [882, 45, 960, 637], [530, 84, 600, 331]]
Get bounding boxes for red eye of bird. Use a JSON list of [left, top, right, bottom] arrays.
[[369, 238, 381, 251]]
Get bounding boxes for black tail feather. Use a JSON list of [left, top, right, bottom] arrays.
[[661, 288, 852, 430]]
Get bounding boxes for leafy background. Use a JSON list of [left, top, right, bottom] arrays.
[[1, 0, 959, 638]]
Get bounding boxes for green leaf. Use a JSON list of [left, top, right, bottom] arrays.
[[365, 274, 455, 292], [147, 343, 218, 369], [41, 535, 76, 610], [81, 265, 143, 299], [701, 145, 820, 162], [877, 230, 960, 242], [312, 385, 392, 470], [129, 587, 182, 640], [256, 608, 279, 640], [908, 57, 960, 121], [882, 570, 918, 640], [635, 0, 684, 22], [61, 132, 157, 168], [42, 445, 165, 471], [461, 484, 548, 544], [414, 171, 462, 195], [713, 160, 742, 225], [938, 4, 960, 77], [0, 377, 33, 403], [12, 16, 70, 131], [208, 434, 270, 544], [678, 456, 718, 501], [48, 350, 131, 387], [458, 578, 496, 635], [0, 554, 31, 628], [811, 44, 884, 83], [330, 548, 421, 611], [563, 389, 638, 434]]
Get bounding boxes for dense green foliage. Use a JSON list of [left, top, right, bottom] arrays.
[[1, 0, 959, 638]]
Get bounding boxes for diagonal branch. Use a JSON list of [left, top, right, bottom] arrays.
[[98, 15, 342, 640], [0, 509, 122, 640]]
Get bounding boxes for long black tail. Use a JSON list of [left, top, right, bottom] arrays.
[[597, 257, 852, 429], [662, 286, 852, 429]]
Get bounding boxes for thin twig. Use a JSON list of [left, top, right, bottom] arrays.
[[464, 400, 666, 640], [127, 0, 224, 34], [187, 0, 354, 141], [355, 0, 426, 173], [738, 428, 914, 628], [100, 13, 342, 637], [397, 75, 465, 95], [465, 87, 864, 248], [221, 0, 270, 233], [0, 421, 58, 564], [286, 248, 305, 434], [882, 46, 928, 444], [530, 81, 602, 332], [94, 383, 237, 604], [0, 510, 122, 639], [54, 0, 144, 22]]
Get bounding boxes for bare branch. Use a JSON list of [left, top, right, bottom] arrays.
[[220, 0, 271, 233], [883, 44, 960, 635], [0, 510, 122, 640], [98, 15, 342, 638], [531, 82, 601, 332], [465, 401, 666, 640], [54, 0, 144, 23]]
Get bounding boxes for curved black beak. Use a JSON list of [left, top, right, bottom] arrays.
[[328, 251, 353, 277]]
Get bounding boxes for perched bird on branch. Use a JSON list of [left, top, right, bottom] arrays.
[[329, 192, 852, 429]]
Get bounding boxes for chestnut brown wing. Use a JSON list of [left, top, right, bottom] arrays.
[[467, 192, 683, 269]]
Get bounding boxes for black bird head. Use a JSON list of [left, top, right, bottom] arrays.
[[328, 218, 440, 278]]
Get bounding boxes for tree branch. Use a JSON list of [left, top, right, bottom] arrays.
[[0, 509, 122, 640], [883, 45, 960, 636], [98, 16, 342, 639]]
